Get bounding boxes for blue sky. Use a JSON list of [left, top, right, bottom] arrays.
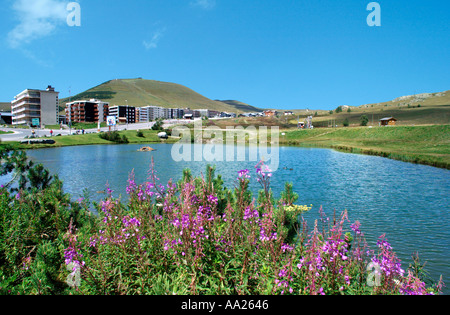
[[1, 0, 449, 110]]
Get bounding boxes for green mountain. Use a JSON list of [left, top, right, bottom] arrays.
[[59, 78, 253, 113], [215, 100, 264, 113]]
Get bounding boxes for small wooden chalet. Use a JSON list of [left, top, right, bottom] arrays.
[[380, 117, 397, 126]]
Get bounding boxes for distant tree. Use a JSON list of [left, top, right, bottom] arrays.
[[347, 108, 352, 113], [329, 110, 334, 115], [360, 115, 369, 126], [99, 131, 129, 144], [335, 106, 343, 113], [343, 118, 350, 127], [152, 119, 164, 131]]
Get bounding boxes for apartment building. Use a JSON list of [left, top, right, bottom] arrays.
[[196, 109, 209, 118], [109, 105, 136, 124], [65, 99, 109, 124], [138, 106, 166, 122], [11, 85, 59, 126], [139, 106, 186, 122], [167, 108, 185, 119], [135, 107, 140, 123], [208, 110, 220, 118]]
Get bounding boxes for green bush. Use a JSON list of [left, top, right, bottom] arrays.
[[0, 147, 94, 294], [360, 115, 369, 126], [151, 119, 164, 131], [99, 131, 129, 144]]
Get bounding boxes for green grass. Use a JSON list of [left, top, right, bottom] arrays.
[[70, 122, 108, 130], [59, 78, 242, 113], [1, 129, 178, 150], [43, 125, 62, 130], [306, 105, 450, 127], [281, 125, 450, 169]]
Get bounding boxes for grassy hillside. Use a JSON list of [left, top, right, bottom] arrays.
[[59, 78, 244, 113], [282, 125, 450, 169], [311, 90, 450, 127], [0, 102, 11, 112], [269, 90, 450, 127], [215, 100, 264, 113]]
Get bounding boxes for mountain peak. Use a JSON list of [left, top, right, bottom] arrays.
[[60, 78, 257, 113]]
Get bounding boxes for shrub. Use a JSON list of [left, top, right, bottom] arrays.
[[0, 147, 94, 294], [360, 115, 369, 126], [99, 131, 129, 144], [152, 119, 164, 131]]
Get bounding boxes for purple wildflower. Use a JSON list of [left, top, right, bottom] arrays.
[[238, 169, 250, 179], [207, 194, 218, 205]]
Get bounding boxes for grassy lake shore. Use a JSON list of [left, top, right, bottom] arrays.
[[1, 129, 179, 150], [1, 124, 449, 170], [280, 125, 450, 169]]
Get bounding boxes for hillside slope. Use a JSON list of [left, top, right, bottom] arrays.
[[215, 100, 264, 113], [287, 90, 450, 127], [59, 78, 244, 113], [0, 103, 11, 112]]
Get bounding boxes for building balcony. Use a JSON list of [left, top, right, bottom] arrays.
[[11, 100, 40, 110], [13, 114, 29, 120], [14, 93, 40, 101], [12, 106, 41, 114], [12, 120, 29, 125]]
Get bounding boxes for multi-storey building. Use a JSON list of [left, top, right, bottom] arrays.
[[166, 108, 185, 119], [141, 106, 164, 121], [139, 106, 159, 122], [139, 106, 186, 122], [108, 105, 136, 124], [138, 107, 149, 122], [196, 109, 209, 118], [66, 99, 109, 124], [11, 85, 59, 126], [135, 107, 140, 123], [208, 110, 220, 118]]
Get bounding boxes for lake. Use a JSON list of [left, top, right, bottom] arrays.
[[23, 143, 450, 293]]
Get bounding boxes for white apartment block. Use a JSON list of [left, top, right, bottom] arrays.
[[138, 106, 187, 122], [140, 106, 164, 121], [11, 85, 59, 126], [197, 109, 210, 118]]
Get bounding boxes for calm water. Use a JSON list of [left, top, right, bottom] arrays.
[[22, 144, 450, 292]]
